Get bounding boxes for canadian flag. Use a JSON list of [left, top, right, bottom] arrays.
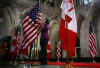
[[59, 0, 77, 58], [46, 40, 51, 59]]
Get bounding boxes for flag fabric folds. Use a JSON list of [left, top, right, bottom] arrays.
[[88, 23, 97, 58], [16, 28, 21, 56], [46, 40, 51, 59], [20, 46, 29, 56], [22, 3, 40, 49], [59, 0, 77, 58], [10, 28, 20, 57], [57, 40, 61, 59]]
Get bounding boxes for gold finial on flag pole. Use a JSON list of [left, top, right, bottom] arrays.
[[93, 58, 96, 63], [93, 60, 96, 63]]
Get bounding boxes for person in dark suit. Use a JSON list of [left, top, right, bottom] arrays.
[[40, 19, 50, 65]]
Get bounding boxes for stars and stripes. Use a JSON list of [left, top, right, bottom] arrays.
[[10, 31, 17, 56], [10, 28, 21, 56], [16, 28, 21, 49], [89, 23, 97, 58], [22, 3, 40, 49], [57, 41, 61, 59], [16, 28, 21, 55]]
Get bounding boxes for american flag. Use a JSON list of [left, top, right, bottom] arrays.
[[22, 3, 40, 49], [89, 23, 97, 58], [16, 28, 21, 48], [16, 27, 22, 55], [10, 28, 21, 56], [57, 41, 61, 59]]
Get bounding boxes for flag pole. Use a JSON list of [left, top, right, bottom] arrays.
[[93, 58, 96, 63], [33, 0, 41, 60], [92, 23, 96, 63], [65, 15, 71, 68], [38, 0, 41, 11], [65, 15, 69, 62]]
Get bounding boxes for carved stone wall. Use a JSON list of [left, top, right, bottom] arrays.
[[1, 0, 100, 58], [77, 0, 100, 57]]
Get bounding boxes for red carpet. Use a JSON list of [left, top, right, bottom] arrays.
[[70, 62, 100, 67], [20, 61, 66, 66], [19, 61, 100, 67]]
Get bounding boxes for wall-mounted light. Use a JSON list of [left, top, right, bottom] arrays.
[[82, 0, 93, 5]]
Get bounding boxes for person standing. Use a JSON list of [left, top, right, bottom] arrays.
[[40, 19, 50, 65]]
